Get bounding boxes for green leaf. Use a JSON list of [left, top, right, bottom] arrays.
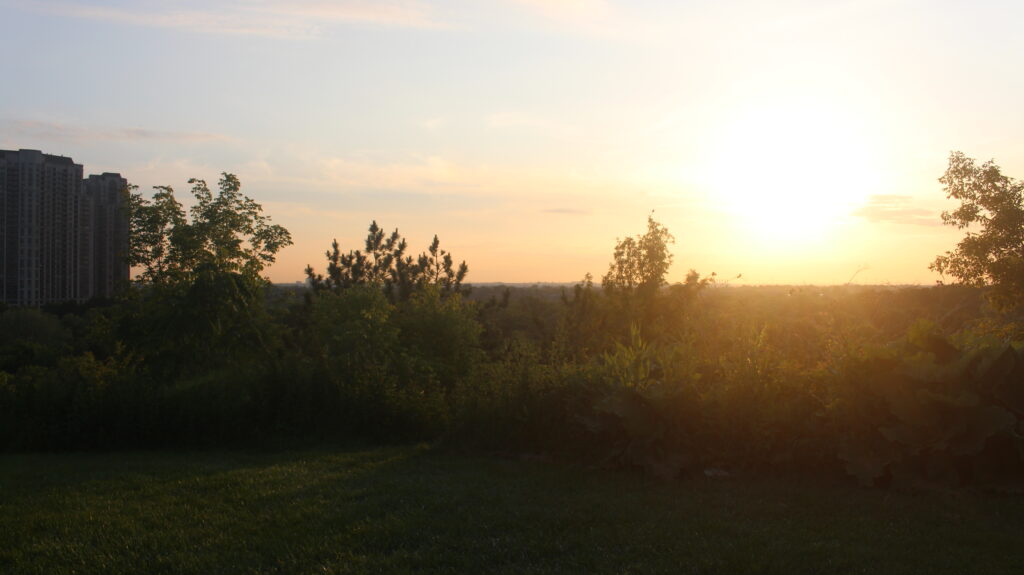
[[947, 405, 1016, 456], [839, 441, 901, 487]]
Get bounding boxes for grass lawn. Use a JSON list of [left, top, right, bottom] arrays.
[[2, 444, 1023, 574]]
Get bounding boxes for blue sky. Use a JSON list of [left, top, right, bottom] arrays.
[[4, 0, 1024, 284]]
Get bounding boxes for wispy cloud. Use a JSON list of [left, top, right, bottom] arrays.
[[485, 111, 551, 131], [852, 194, 941, 226], [2, 119, 230, 143], [16, 0, 445, 38], [501, 0, 665, 41], [484, 110, 607, 146], [542, 207, 589, 215], [196, 144, 635, 207], [419, 117, 446, 131], [507, 0, 613, 24]]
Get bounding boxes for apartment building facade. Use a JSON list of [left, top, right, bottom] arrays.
[[0, 149, 129, 306]]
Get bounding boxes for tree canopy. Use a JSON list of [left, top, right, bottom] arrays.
[[601, 214, 675, 295], [128, 173, 292, 284], [931, 151, 1024, 308], [306, 221, 468, 301]]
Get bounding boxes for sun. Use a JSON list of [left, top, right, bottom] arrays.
[[700, 98, 881, 251]]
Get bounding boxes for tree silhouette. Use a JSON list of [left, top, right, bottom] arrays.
[[128, 173, 292, 284], [602, 213, 675, 297], [306, 221, 468, 302], [931, 151, 1024, 309]]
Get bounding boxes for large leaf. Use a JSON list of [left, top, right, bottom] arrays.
[[838, 440, 902, 487], [992, 348, 1024, 415], [879, 421, 952, 454], [594, 390, 663, 441], [974, 345, 1017, 393], [947, 405, 1016, 456], [881, 382, 941, 431], [644, 451, 690, 481]]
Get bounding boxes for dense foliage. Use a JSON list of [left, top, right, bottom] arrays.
[[3, 166, 1024, 491]]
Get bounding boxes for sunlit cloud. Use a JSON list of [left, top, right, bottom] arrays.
[[502, 0, 654, 39], [542, 208, 589, 215], [485, 111, 550, 131], [507, 0, 613, 23], [268, 1, 443, 28], [419, 117, 446, 131], [125, 157, 224, 186], [484, 111, 609, 146], [314, 155, 483, 194], [224, 147, 508, 197], [15, 0, 445, 38], [852, 195, 941, 226], [139, 144, 640, 212], [1, 119, 231, 144]]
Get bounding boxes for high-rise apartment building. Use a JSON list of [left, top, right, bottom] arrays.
[[85, 172, 130, 301], [0, 149, 129, 306]]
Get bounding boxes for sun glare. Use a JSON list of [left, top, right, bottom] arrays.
[[701, 99, 881, 251]]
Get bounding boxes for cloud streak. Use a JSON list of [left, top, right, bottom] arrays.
[[852, 194, 941, 226], [542, 207, 589, 215], [501, 0, 672, 42], [507, 0, 614, 26], [17, 0, 445, 38], [2, 119, 230, 143]]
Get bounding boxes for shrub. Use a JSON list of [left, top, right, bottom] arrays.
[[828, 322, 1024, 488]]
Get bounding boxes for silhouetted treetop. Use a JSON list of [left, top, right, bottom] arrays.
[[602, 214, 675, 294], [306, 221, 468, 301]]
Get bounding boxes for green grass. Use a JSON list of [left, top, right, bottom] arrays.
[[2, 445, 1023, 574]]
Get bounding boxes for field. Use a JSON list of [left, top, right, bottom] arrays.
[[3, 445, 1023, 574]]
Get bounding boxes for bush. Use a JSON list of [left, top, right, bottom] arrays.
[[828, 322, 1024, 488]]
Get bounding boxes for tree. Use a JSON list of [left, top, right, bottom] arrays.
[[123, 174, 292, 376], [602, 214, 675, 296], [305, 221, 468, 302], [128, 173, 293, 284], [557, 214, 711, 355], [931, 152, 1024, 309]]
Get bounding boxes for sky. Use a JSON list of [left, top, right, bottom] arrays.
[[3, 0, 1024, 286]]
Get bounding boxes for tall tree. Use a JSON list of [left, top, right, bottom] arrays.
[[931, 152, 1024, 309], [123, 174, 292, 376]]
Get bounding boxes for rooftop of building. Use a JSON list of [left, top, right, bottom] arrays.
[[0, 149, 78, 166]]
